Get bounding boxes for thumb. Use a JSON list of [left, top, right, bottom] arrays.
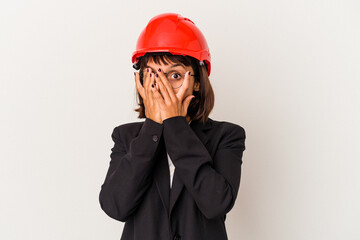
[[182, 95, 195, 114]]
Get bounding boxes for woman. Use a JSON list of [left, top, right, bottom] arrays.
[[99, 13, 246, 240]]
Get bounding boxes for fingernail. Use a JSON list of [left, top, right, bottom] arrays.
[[155, 73, 158, 78], [154, 82, 156, 85], [151, 84, 154, 88], [150, 73, 152, 77], [158, 68, 161, 72], [188, 71, 191, 75], [147, 68, 149, 72]]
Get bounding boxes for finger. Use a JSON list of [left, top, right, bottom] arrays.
[[155, 73, 172, 104], [182, 95, 195, 115], [147, 72, 156, 104], [144, 68, 152, 91], [177, 71, 191, 101], [134, 72, 145, 99], [156, 68, 177, 102], [151, 83, 165, 106], [154, 78, 159, 91], [153, 77, 163, 99], [144, 68, 154, 100]]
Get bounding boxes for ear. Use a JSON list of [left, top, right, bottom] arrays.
[[194, 81, 200, 91]]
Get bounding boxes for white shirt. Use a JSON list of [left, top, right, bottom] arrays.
[[167, 119, 192, 189]]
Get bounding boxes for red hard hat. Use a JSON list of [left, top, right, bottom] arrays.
[[132, 13, 212, 76]]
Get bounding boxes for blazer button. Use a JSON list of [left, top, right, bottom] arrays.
[[173, 234, 181, 240], [152, 135, 158, 142]]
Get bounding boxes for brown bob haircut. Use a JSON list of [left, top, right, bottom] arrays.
[[133, 52, 215, 124]]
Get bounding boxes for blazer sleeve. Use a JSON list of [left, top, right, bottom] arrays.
[[162, 116, 246, 220], [99, 118, 163, 222]]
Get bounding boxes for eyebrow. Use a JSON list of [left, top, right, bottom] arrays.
[[144, 63, 186, 72]]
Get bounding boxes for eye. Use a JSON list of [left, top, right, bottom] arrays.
[[170, 72, 182, 80]]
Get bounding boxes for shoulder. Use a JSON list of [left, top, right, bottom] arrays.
[[111, 120, 145, 140], [208, 118, 246, 138], [114, 121, 144, 131], [207, 118, 246, 151]]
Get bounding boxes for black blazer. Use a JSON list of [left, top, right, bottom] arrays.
[[99, 116, 246, 240]]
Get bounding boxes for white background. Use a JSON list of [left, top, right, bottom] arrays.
[[1, 0, 359, 239]]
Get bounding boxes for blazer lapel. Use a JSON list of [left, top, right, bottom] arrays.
[[154, 136, 171, 216]]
